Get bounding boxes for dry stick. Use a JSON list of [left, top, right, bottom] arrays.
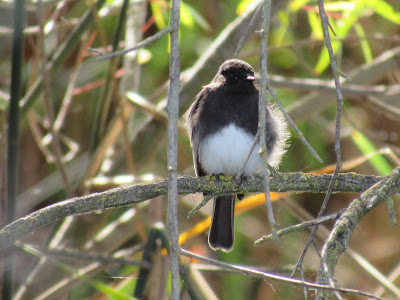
[[166, 0, 181, 299], [179, 249, 384, 300], [38, 0, 73, 198], [41, 33, 92, 164], [118, 0, 147, 177], [20, 208, 141, 299], [20, 0, 108, 114], [89, 26, 173, 60], [54, 33, 90, 132], [17, 38, 102, 300], [258, 0, 278, 239]]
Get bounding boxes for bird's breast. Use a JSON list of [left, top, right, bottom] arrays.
[[199, 123, 262, 175]]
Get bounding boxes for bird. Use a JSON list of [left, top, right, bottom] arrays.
[[185, 59, 289, 252]]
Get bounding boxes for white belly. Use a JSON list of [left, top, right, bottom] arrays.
[[199, 124, 262, 175]]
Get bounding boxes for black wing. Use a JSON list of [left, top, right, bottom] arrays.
[[186, 88, 209, 177]]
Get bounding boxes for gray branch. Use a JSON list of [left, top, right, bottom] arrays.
[[167, 0, 182, 298], [0, 173, 384, 250], [316, 167, 400, 299]]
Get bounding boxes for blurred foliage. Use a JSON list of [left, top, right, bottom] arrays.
[[1, 0, 400, 299]]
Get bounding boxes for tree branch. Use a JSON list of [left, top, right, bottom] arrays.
[[0, 173, 385, 250], [316, 167, 400, 299]]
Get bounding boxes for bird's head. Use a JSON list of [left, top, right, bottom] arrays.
[[214, 59, 255, 86]]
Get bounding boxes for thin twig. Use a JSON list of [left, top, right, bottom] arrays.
[[266, 74, 400, 97], [20, 0, 108, 114], [234, 2, 263, 57], [89, 26, 173, 61], [267, 86, 323, 162], [179, 249, 385, 300], [254, 209, 345, 246], [258, 0, 278, 239], [305, 1, 345, 298], [236, 131, 260, 178], [40, 247, 151, 268], [53, 32, 93, 132], [291, 0, 346, 282], [38, 0, 73, 198]]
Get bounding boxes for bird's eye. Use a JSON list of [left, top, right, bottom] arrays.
[[228, 73, 237, 80]]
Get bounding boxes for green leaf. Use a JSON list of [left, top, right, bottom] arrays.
[[324, 1, 356, 11], [237, 0, 254, 14], [354, 22, 373, 63], [180, 2, 194, 28], [289, 0, 310, 11], [314, 2, 363, 74], [150, 0, 168, 29], [273, 11, 290, 46], [367, 0, 400, 25], [182, 2, 212, 31], [0, 93, 8, 111], [308, 9, 323, 40], [352, 130, 393, 176], [94, 282, 135, 300]]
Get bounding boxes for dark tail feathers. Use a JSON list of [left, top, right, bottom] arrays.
[[208, 195, 235, 252]]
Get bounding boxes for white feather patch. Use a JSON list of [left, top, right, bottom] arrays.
[[199, 124, 262, 175]]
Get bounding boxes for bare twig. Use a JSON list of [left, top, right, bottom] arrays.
[[20, 0, 108, 114], [292, 2, 345, 294], [180, 249, 385, 300], [234, 2, 263, 57], [286, 46, 400, 124], [267, 86, 323, 162], [89, 26, 173, 61], [38, 0, 73, 198], [254, 209, 345, 246], [266, 74, 400, 97], [311, 2, 345, 297], [258, 0, 278, 239]]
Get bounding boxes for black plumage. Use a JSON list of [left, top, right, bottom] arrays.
[[185, 59, 289, 252]]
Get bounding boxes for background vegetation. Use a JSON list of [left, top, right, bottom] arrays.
[[1, 0, 400, 299]]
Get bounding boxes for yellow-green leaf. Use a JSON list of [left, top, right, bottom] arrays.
[[354, 22, 373, 63], [352, 130, 393, 176], [368, 0, 400, 25], [180, 2, 194, 28]]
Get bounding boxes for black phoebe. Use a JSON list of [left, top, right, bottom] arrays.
[[185, 59, 289, 252]]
